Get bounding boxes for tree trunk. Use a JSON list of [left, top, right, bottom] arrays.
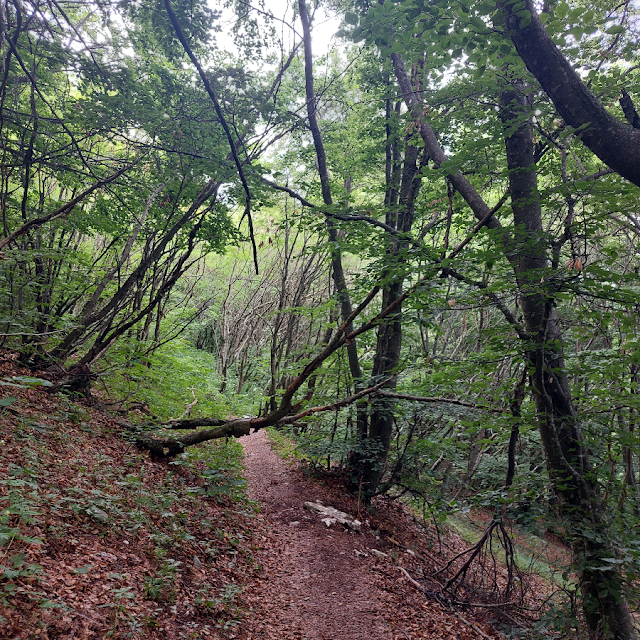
[[298, 0, 368, 442], [501, 0, 640, 188], [362, 127, 423, 495], [500, 84, 636, 640]]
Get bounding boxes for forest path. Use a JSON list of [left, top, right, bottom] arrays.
[[239, 429, 394, 640]]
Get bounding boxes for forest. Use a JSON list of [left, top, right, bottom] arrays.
[[0, 0, 639, 637]]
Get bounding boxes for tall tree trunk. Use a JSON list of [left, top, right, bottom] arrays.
[[298, 0, 367, 439], [362, 124, 423, 495], [500, 83, 636, 640], [500, 0, 640, 188]]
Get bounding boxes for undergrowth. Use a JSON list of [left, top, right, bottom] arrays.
[[102, 338, 257, 421], [265, 427, 300, 462], [0, 352, 259, 639]]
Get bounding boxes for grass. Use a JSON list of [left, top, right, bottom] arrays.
[[103, 338, 258, 421], [265, 427, 301, 462]]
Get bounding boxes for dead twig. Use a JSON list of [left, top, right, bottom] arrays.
[[397, 566, 427, 592], [453, 612, 495, 640]]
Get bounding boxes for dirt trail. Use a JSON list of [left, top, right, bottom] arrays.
[[240, 430, 392, 640]]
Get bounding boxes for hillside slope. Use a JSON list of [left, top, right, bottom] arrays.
[[0, 350, 553, 639], [0, 352, 257, 639]]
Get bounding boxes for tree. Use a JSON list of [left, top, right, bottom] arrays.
[[4, 0, 639, 634], [500, 0, 640, 187], [347, 0, 640, 632]]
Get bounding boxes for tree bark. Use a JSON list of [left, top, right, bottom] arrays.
[[392, 46, 635, 638], [500, 84, 636, 640], [363, 129, 424, 495], [501, 0, 640, 187], [298, 0, 368, 441]]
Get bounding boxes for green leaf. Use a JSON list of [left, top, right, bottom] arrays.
[[0, 566, 22, 579], [0, 397, 17, 407], [606, 25, 625, 35], [9, 376, 53, 387], [477, 2, 496, 13], [344, 12, 358, 26], [518, 10, 532, 28], [71, 565, 94, 574], [475, 65, 486, 78]]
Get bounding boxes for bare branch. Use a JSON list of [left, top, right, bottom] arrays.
[[376, 390, 509, 414], [443, 267, 530, 342], [281, 377, 395, 423], [445, 190, 510, 261], [261, 177, 401, 235], [164, 0, 259, 274], [261, 177, 317, 208]]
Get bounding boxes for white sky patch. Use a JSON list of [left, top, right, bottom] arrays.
[[208, 0, 341, 63]]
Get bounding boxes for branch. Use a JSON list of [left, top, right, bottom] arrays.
[[392, 53, 506, 236], [501, 0, 640, 187], [133, 380, 393, 456], [0, 160, 138, 251], [280, 377, 395, 423], [5, 14, 96, 177], [260, 177, 317, 208], [445, 190, 510, 261], [133, 286, 383, 456], [277, 284, 381, 414], [619, 89, 640, 129], [135, 418, 254, 457], [443, 267, 530, 342], [298, 0, 332, 207], [326, 211, 400, 235], [164, 0, 259, 274], [546, 168, 615, 194], [376, 390, 509, 414], [261, 177, 401, 235], [125, 417, 226, 430]]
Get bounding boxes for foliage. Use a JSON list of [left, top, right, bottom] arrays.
[[104, 338, 256, 420], [1, 0, 640, 633]]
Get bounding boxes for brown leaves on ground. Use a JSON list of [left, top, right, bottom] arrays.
[[0, 350, 560, 640], [235, 430, 508, 640], [0, 351, 258, 639]]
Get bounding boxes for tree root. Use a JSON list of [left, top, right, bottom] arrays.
[[435, 519, 525, 607], [45, 364, 95, 395]]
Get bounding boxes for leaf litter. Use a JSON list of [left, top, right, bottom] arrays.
[[237, 430, 508, 640], [0, 349, 557, 639]]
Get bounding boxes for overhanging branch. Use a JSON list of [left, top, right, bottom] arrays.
[[164, 0, 259, 273], [377, 390, 509, 414]]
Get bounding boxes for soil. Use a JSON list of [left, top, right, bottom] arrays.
[[0, 349, 551, 639], [238, 430, 499, 640]]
